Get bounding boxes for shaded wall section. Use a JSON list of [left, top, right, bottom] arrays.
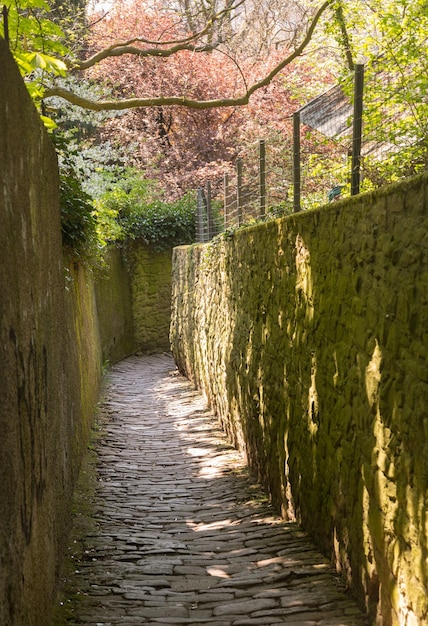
[[94, 243, 173, 361], [94, 247, 135, 363], [0, 40, 102, 625], [124, 242, 172, 353], [171, 175, 428, 626], [0, 39, 173, 624]]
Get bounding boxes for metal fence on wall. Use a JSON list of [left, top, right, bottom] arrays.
[[196, 62, 426, 242], [196, 139, 290, 241], [196, 65, 366, 242]]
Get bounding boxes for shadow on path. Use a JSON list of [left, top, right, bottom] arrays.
[[52, 354, 367, 626]]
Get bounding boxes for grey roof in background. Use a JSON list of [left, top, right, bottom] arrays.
[[298, 84, 353, 140], [297, 67, 417, 160], [297, 83, 389, 158]]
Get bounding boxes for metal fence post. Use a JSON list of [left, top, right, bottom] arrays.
[[259, 139, 266, 217], [236, 158, 243, 225], [197, 187, 205, 242], [351, 64, 364, 195], [206, 180, 215, 240], [293, 112, 301, 212], [224, 172, 230, 229]]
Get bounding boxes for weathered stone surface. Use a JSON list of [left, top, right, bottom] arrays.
[[0, 40, 102, 626], [94, 242, 173, 363], [53, 355, 366, 625], [125, 242, 172, 353], [170, 175, 428, 625], [94, 246, 135, 362], [213, 598, 278, 616]]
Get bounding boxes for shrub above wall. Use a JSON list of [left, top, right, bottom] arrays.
[[170, 174, 428, 626]]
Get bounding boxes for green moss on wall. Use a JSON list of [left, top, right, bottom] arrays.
[[1, 38, 175, 626], [94, 247, 135, 363], [171, 173, 428, 626], [0, 39, 103, 625], [66, 261, 103, 456], [125, 241, 173, 353]]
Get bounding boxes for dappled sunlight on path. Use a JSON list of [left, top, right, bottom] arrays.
[[53, 354, 367, 626]]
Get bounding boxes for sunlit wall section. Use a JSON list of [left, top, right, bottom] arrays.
[[171, 174, 428, 626]]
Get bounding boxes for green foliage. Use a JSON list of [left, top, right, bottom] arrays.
[[53, 130, 101, 261], [51, 77, 133, 199], [123, 192, 195, 253], [2, 0, 69, 125], [59, 168, 99, 258], [95, 171, 197, 252], [54, 131, 115, 263], [55, 136, 194, 261], [49, 0, 88, 55], [3, 0, 69, 72], [51, 96, 121, 257], [329, 0, 428, 184]]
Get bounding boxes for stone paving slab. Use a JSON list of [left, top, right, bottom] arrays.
[[52, 354, 368, 626]]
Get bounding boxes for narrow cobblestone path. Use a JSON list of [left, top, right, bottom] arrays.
[[53, 354, 367, 626]]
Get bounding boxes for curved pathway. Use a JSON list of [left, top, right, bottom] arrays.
[[54, 354, 367, 626]]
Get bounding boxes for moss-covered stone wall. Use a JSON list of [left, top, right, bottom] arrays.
[[65, 261, 103, 450], [0, 40, 102, 625], [94, 243, 173, 363], [94, 247, 135, 364], [0, 39, 172, 624], [171, 175, 428, 626], [124, 242, 172, 353]]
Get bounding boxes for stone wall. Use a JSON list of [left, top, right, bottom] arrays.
[[94, 247, 135, 364], [124, 242, 173, 353], [0, 40, 102, 625], [95, 243, 172, 359], [0, 39, 174, 624], [170, 175, 428, 626]]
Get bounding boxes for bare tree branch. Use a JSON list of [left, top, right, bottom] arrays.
[[243, 1, 332, 97], [46, 1, 333, 110], [72, 41, 222, 70], [75, 0, 246, 70], [43, 88, 249, 110]]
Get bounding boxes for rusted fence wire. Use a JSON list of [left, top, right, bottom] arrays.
[[196, 139, 289, 241]]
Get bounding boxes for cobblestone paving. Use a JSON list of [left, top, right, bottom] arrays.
[[53, 354, 368, 626]]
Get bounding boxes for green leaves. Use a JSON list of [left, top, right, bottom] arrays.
[[327, 0, 428, 184], [24, 51, 67, 73], [95, 171, 197, 252], [2, 0, 70, 126], [60, 168, 97, 253], [40, 114, 58, 129]]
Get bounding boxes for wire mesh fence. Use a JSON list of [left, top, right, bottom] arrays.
[[196, 139, 292, 241], [195, 63, 427, 242]]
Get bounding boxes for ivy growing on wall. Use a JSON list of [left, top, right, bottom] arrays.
[[60, 169, 97, 251]]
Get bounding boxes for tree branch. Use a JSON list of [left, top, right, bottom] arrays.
[[76, 0, 245, 70], [73, 41, 222, 70], [43, 87, 250, 110], [46, 1, 333, 110], [333, 2, 355, 71], [244, 1, 332, 98]]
